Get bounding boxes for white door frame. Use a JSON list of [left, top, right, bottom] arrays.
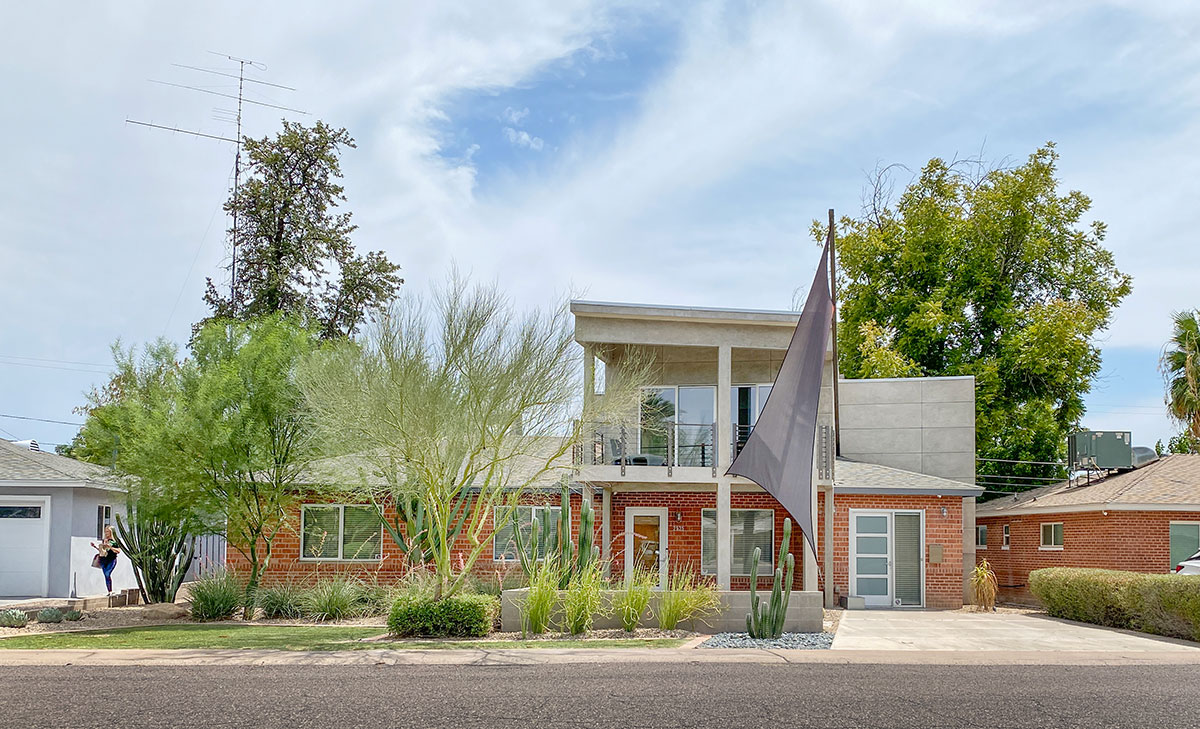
[[624, 507, 668, 588], [848, 508, 925, 608], [0, 495, 52, 598]]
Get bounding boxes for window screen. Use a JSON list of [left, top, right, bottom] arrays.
[[493, 505, 564, 561], [1170, 523, 1200, 570], [342, 506, 383, 560], [301, 506, 341, 559], [975, 524, 987, 548], [1040, 522, 1064, 548]]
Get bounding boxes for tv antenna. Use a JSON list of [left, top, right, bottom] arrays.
[[126, 52, 308, 312]]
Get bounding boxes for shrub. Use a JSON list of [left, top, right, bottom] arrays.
[[563, 558, 606, 635], [255, 582, 306, 620], [521, 556, 561, 634], [189, 570, 244, 621], [303, 577, 366, 621], [387, 593, 499, 638], [655, 569, 721, 631], [1131, 574, 1200, 641], [37, 608, 64, 624], [1029, 568, 1141, 629], [972, 558, 998, 611], [63, 610, 84, 622], [613, 567, 655, 632], [360, 582, 400, 617], [0, 609, 29, 628]]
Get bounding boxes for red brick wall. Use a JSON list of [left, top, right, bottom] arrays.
[[819, 492, 965, 609], [226, 491, 595, 590], [227, 487, 966, 607], [976, 510, 1200, 604]]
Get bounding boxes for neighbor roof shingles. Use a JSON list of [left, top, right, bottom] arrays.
[[0, 439, 112, 483]]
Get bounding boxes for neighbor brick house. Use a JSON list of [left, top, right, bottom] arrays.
[[975, 453, 1200, 604], [231, 300, 985, 609]]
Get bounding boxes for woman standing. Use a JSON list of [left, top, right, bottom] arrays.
[[91, 526, 121, 595]]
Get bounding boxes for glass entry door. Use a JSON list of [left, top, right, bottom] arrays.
[[850, 510, 924, 607], [625, 507, 668, 588]]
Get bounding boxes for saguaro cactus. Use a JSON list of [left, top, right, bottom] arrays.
[[746, 517, 795, 639]]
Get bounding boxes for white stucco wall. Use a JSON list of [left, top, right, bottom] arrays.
[[69, 536, 138, 597]]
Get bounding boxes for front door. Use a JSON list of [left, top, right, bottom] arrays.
[[624, 507, 668, 588], [849, 510, 924, 608]]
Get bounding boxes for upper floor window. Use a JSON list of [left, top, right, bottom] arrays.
[[732, 384, 772, 456], [639, 386, 716, 467]]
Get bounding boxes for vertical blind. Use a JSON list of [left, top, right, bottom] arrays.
[[701, 508, 773, 576], [893, 513, 921, 606], [492, 506, 563, 560]]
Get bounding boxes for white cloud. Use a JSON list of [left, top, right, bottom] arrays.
[[503, 127, 545, 150], [502, 106, 531, 125]]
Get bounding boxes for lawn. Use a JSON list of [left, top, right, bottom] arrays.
[[0, 625, 687, 651]]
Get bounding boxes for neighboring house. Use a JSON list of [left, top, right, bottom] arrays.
[[235, 300, 984, 609], [0, 439, 137, 598], [976, 453, 1200, 604]]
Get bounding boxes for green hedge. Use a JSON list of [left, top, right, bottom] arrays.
[[387, 593, 499, 638], [1029, 567, 1200, 641]]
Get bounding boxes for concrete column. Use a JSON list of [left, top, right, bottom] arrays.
[[601, 487, 612, 562], [582, 343, 595, 413], [803, 426, 820, 591], [962, 496, 976, 605], [716, 478, 731, 590]]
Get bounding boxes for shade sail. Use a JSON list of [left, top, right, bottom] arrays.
[[725, 240, 832, 553]]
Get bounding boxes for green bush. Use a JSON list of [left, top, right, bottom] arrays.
[[37, 608, 64, 624], [255, 582, 306, 620], [303, 577, 366, 621], [1131, 574, 1200, 641], [189, 570, 244, 621], [387, 593, 499, 638], [63, 610, 84, 622], [1030, 568, 1200, 641], [613, 567, 655, 632], [563, 559, 606, 635], [0, 609, 29, 628], [1029, 568, 1141, 629], [521, 557, 561, 634]]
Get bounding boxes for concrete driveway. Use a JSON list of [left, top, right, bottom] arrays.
[[831, 609, 1200, 652]]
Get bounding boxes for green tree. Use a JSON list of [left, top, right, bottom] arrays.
[[828, 144, 1132, 491], [178, 315, 320, 613], [1162, 310, 1200, 450], [298, 274, 646, 600], [202, 120, 403, 339]]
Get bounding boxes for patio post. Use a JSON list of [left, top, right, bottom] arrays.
[[716, 344, 732, 590]]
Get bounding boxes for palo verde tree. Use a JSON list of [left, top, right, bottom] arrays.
[[202, 120, 403, 339], [298, 273, 646, 600], [1162, 310, 1200, 453], [828, 144, 1132, 491], [69, 341, 202, 603], [176, 315, 320, 614]]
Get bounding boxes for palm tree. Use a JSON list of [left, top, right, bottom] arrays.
[[1162, 310, 1200, 449]]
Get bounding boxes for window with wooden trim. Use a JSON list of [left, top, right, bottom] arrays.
[[300, 505, 383, 561], [1040, 522, 1064, 550], [700, 508, 773, 576]]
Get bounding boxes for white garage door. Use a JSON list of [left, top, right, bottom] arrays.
[[0, 498, 49, 597]]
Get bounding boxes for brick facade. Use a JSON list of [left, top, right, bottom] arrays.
[[230, 486, 968, 608], [976, 509, 1200, 604]]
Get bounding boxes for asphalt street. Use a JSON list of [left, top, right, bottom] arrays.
[[3, 662, 1195, 728]]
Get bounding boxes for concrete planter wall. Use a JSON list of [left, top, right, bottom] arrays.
[[500, 588, 823, 634]]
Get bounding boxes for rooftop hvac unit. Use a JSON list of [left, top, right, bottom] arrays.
[[1068, 431, 1132, 471]]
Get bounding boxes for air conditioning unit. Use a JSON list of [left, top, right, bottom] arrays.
[[1068, 431, 1132, 470]]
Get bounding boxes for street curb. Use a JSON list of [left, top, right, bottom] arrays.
[[2, 647, 1200, 667]]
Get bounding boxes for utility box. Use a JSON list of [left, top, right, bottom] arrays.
[[1069, 431, 1133, 470]]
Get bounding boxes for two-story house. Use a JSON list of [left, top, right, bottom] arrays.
[[571, 300, 982, 609], [233, 299, 982, 610]]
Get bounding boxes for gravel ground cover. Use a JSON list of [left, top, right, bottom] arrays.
[[699, 632, 834, 649]]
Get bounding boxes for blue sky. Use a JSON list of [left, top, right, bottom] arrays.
[[1, 1, 1198, 451]]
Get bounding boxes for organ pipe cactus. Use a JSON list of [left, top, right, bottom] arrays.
[[511, 481, 600, 587], [746, 517, 795, 639]]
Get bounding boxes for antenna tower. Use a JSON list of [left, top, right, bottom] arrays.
[[126, 53, 307, 312]]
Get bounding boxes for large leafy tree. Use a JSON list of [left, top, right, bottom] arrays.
[[829, 144, 1132, 491], [202, 120, 403, 339], [1162, 310, 1200, 452]]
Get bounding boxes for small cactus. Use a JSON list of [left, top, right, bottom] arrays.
[[0, 609, 29, 628], [64, 610, 84, 622], [37, 608, 64, 624], [746, 517, 796, 639]]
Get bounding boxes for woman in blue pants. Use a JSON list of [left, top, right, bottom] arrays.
[[91, 526, 121, 594]]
